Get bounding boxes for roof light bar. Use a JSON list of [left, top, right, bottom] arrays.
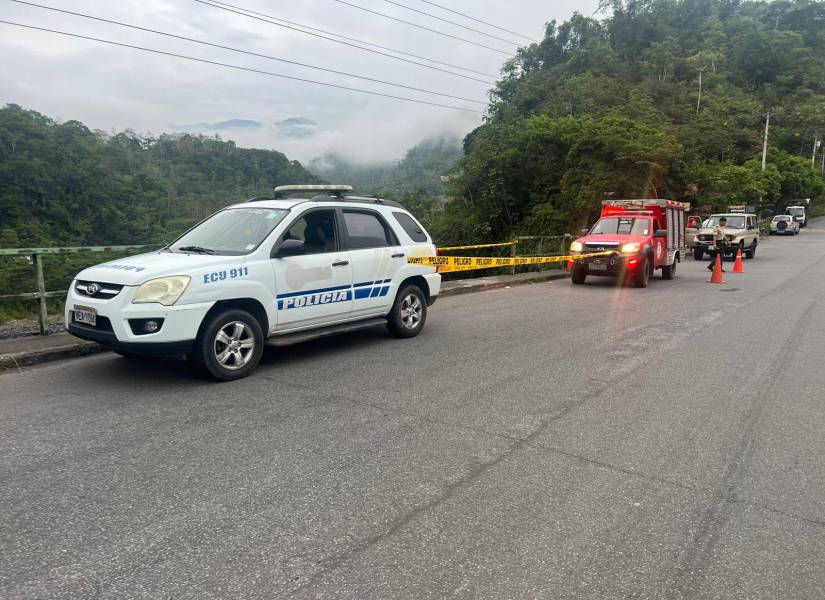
[[274, 184, 353, 198]]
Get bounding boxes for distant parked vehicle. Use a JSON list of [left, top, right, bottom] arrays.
[[769, 215, 799, 236], [786, 205, 807, 228]]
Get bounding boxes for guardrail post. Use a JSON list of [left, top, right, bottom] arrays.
[[510, 241, 516, 275], [32, 252, 49, 335]]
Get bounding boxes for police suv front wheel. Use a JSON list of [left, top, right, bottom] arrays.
[[387, 285, 427, 338], [193, 308, 264, 381]]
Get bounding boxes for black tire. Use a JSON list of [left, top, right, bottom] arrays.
[[769, 231, 775, 236], [571, 267, 586, 284], [745, 240, 757, 259], [634, 256, 651, 288], [192, 308, 264, 381], [387, 284, 427, 338], [661, 257, 676, 280], [693, 247, 704, 260]]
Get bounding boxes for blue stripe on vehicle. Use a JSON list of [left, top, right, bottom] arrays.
[[354, 288, 372, 299], [276, 283, 352, 299], [379, 286, 390, 297], [353, 281, 374, 288]]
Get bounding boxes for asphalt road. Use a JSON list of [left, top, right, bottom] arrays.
[[3, 219, 825, 599]]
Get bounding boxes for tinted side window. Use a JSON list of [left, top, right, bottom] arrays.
[[343, 211, 395, 249], [393, 212, 428, 242], [281, 209, 339, 255]]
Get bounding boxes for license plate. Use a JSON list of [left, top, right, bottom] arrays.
[[73, 305, 97, 326], [589, 262, 608, 271]]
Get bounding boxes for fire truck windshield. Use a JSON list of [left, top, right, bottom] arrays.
[[590, 217, 650, 236]]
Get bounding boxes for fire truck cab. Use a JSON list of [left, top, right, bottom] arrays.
[[568, 199, 690, 288]]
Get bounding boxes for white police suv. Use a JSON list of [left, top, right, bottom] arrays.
[[66, 185, 441, 381]]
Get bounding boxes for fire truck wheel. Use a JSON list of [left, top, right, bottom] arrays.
[[693, 247, 704, 260], [571, 267, 586, 284], [634, 256, 651, 288], [661, 258, 676, 280]]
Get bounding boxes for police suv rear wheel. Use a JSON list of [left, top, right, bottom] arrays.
[[387, 285, 426, 338], [193, 309, 264, 381]]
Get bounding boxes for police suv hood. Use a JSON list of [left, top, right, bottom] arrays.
[[76, 251, 241, 286]]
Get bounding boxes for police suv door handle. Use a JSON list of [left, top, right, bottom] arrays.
[[391, 252, 405, 258], [331, 260, 349, 267]]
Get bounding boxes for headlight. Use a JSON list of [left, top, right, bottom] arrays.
[[570, 241, 583, 253], [621, 242, 641, 254], [132, 276, 190, 305]]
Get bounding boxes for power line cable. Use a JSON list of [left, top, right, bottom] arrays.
[[195, 0, 496, 85], [416, 0, 538, 42], [330, 0, 511, 55], [7, 0, 486, 105], [0, 20, 486, 114], [206, 0, 496, 79], [380, 0, 520, 46]]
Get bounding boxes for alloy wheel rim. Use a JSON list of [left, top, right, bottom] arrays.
[[399, 294, 422, 329], [214, 321, 255, 370]]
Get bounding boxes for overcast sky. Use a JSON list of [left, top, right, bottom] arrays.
[[0, 0, 599, 164]]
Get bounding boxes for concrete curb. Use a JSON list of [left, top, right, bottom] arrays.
[[1, 342, 106, 371], [441, 269, 569, 297], [1, 269, 570, 370]]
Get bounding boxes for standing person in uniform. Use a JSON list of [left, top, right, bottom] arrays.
[[708, 216, 728, 272]]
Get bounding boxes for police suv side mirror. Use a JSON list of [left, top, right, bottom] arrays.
[[654, 229, 668, 239], [273, 239, 305, 258]]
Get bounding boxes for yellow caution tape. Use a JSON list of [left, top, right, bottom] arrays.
[[436, 241, 516, 251], [409, 252, 612, 273]]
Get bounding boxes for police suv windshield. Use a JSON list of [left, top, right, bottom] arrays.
[[590, 217, 650, 236], [707, 215, 745, 229], [170, 207, 289, 255]]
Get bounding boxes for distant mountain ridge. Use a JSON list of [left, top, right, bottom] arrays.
[[178, 118, 263, 131]]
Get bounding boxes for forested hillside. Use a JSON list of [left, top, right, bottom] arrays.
[[0, 104, 318, 248], [436, 0, 825, 244]]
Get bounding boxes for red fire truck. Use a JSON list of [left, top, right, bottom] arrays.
[[567, 199, 690, 288]]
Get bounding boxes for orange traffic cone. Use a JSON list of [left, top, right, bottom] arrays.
[[709, 254, 725, 284], [732, 247, 744, 273]]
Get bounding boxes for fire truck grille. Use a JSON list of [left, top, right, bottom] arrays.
[[584, 244, 619, 253]]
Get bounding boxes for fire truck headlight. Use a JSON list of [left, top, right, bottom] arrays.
[[621, 242, 641, 254], [570, 241, 583, 253]]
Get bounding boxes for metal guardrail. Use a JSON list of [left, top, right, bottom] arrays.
[[0, 245, 160, 335], [3, 236, 576, 335]]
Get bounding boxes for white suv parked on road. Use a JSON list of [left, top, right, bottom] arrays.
[[66, 185, 441, 381]]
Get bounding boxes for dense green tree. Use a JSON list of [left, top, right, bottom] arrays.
[[443, 0, 825, 243]]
